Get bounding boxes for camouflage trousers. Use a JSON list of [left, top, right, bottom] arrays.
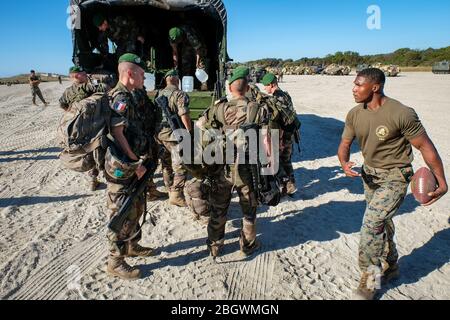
[[106, 182, 145, 257], [160, 140, 187, 192], [359, 164, 414, 272], [280, 132, 294, 179], [31, 87, 46, 104], [207, 165, 258, 249]]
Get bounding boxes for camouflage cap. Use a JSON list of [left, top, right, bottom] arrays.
[[93, 13, 106, 27], [69, 66, 84, 74], [229, 67, 250, 84], [169, 27, 184, 42], [164, 69, 179, 79], [118, 53, 146, 70], [261, 73, 277, 86]]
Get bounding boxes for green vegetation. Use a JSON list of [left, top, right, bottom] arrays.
[[236, 46, 450, 68]]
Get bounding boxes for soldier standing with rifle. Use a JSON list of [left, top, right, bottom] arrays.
[[104, 53, 157, 280], [156, 69, 193, 207], [261, 73, 301, 196]]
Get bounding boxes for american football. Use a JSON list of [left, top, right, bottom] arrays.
[[411, 167, 438, 204]]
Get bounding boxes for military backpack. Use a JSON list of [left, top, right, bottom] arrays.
[[57, 92, 111, 172]]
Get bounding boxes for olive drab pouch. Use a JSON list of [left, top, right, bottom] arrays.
[[57, 92, 111, 172], [104, 145, 141, 184]]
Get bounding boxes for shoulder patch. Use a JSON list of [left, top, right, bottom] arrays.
[[113, 100, 128, 113]]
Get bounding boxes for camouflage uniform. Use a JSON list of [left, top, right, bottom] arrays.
[[359, 165, 414, 272], [29, 75, 47, 105], [203, 96, 264, 256], [59, 82, 108, 111], [171, 25, 208, 80], [132, 87, 166, 199], [59, 81, 108, 187], [98, 16, 143, 58], [247, 85, 298, 192], [156, 84, 189, 194], [271, 89, 297, 183], [106, 82, 152, 259]]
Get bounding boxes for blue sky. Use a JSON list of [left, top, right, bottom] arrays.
[[0, 0, 449, 76]]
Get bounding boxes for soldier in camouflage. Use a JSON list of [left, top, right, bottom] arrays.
[[93, 14, 145, 61], [200, 67, 264, 258], [104, 54, 158, 280], [169, 26, 209, 91], [132, 86, 168, 202], [59, 66, 109, 191], [338, 68, 447, 299], [156, 69, 193, 207], [29, 70, 49, 106], [261, 73, 300, 196]]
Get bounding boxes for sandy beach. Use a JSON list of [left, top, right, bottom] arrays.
[[0, 72, 448, 300]]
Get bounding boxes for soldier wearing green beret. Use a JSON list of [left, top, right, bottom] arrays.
[[59, 66, 109, 191], [199, 67, 267, 258], [261, 73, 300, 196], [29, 70, 49, 106], [169, 25, 209, 91], [93, 13, 145, 61], [104, 53, 158, 280], [156, 69, 193, 207]]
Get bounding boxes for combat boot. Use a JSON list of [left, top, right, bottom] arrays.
[[126, 242, 157, 258], [106, 257, 141, 280], [240, 220, 260, 256], [147, 187, 168, 201], [353, 271, 378, 300], [169, 191, 187, 207], [207, 239, 224, 258], [200, 83, 208, 91], [286, 178, 298, 196], [90, 178, 100, 192]]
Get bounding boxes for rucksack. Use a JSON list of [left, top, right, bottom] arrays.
[[57, 92, 111, 173], [206, 98, 282, 206]]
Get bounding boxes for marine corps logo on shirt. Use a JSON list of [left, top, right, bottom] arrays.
[[376, 125, 389, 141]]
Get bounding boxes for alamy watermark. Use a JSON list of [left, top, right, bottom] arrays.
[[367, 5, 381, 30]]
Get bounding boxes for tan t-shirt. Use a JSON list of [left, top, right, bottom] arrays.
[[342, 97, 426, 169]]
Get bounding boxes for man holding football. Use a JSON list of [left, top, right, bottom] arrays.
[[337, 68, 447, 300]]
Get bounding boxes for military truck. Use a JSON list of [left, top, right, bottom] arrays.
[[249, 66, 267, 83], [323, 64, 351, 76], [356, 64, 371, 73], [70, 0, 230, 119], [432, 61, 450, 74]]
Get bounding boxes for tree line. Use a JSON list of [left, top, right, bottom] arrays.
[[238, 46, 450, 68]]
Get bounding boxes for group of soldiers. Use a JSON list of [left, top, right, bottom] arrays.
[[58, 51, 447, 300], [58, 52, 300, 281], [92, 14, 209, 89]]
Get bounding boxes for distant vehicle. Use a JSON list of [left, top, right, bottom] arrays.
[[304, 65, 324, 75], [432, 61, 450, 74], [249, 66, 267, 83], [356, 64, 371, 73], [323, 64, 351, 76], [373, 63, 401, 77]]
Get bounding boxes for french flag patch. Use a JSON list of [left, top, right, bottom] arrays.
[[114, 101, 127, 113]]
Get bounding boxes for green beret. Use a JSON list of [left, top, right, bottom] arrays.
[[118, 53, 146, 70], [69, 66, 84, 74], [261, 73, 277, 86], [169, 27, 183, 42], [93, 13, 106, 27], [229, 67, 250, 84], [164, 69, 179, 79]]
